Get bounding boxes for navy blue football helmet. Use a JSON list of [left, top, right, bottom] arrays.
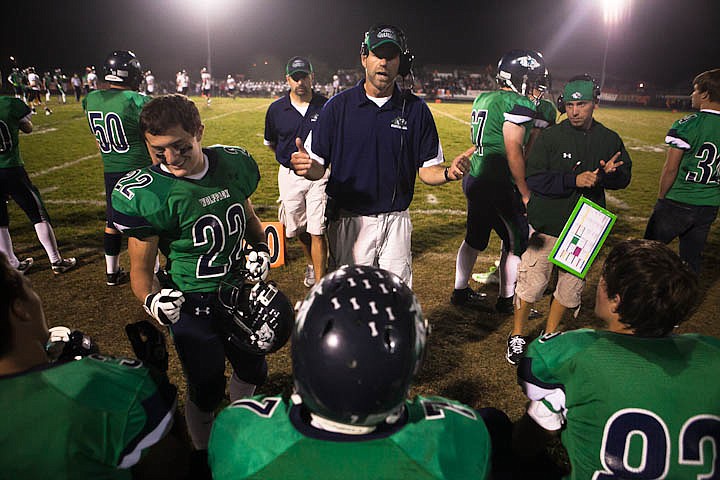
[[103, 50, 143, 90], [217, 274, 294, 355], [292, 265, 428, 426], [496, 49, 549, 97]]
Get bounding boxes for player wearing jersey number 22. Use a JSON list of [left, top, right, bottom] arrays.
[[112, 94, 272, 460]]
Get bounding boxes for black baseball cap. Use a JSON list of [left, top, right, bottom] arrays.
[[286, 57, 313, 76]]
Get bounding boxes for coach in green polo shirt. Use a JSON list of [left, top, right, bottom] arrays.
[[507, 75, 632, 365]]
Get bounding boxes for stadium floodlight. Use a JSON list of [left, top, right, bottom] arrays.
[[600, 0, 631, 90]]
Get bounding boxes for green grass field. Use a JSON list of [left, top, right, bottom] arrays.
[[9, 96, 720, 441]]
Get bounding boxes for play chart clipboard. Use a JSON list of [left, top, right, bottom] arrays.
[[548, 196, 616, 278]]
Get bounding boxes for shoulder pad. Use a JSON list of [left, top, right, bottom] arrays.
[[678, 113, 698, 125]]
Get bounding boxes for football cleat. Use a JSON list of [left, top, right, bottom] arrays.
[[495, 296, 514, 315], [506, 334, 529, 365], [17, 257, 34, 274], [106, 268, 129, 286], [51, 257, 77, 274], [303, 264, 315, 288], [451, 287, 492, 311]]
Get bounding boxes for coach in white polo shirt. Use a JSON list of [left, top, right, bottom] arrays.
[[264, 56, 329, 287]]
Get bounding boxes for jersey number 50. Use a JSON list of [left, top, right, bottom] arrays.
[[87, 111, 130, 154]]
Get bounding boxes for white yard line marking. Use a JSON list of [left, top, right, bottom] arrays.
[[605, 193, 630, 210], [429, 107, 471, 125], [45, 199, 105, 206], [204, 103, 269, 121], [29, 153, 99, 178], [28, 127, 58, 135]]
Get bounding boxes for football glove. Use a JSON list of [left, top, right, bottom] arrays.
[[144, 289, 185, 326], [125, 320, 169, 372], [245, 244, 271, 282]]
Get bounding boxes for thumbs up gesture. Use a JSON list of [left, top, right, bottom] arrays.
[[290, 137, 313, 177]]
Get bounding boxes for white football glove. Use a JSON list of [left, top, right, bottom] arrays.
[[245, 249, 271, 282], [144, 289, 185, 326]]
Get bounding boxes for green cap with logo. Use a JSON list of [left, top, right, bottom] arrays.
[[563, 80, 595, 102], [365, 25, 404, 53]]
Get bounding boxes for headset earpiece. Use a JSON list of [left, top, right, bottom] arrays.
[[557, 94, 566, 114], [398, 50, 414, 77]]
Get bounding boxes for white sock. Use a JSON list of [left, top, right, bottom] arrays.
[[499, 248, 521, 298], [34, 222, 61, 264], [0, 227, 20, 268], [454, 241, 479, 290], [105, 255, 119, 274], [154, 255, 161, 274], [228, 372, 256, 403], [185, 397, 214, 450]]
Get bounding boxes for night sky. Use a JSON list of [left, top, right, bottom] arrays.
[[2, 0, 718, 89]]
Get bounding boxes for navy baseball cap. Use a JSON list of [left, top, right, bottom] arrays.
[[286, 57, 313, 76], [365, 25, 404, 53]]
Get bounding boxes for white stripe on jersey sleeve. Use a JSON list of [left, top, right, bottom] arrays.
[[118, 400, 176, 469], [304, 131, 326, 166], [504, 112, 534, 125], [665, 135, 691, 150], [421, 140, 444, 168]]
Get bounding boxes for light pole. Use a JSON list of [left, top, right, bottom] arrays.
[[205, 9, 211, 73], [600, 0, 630, 91]]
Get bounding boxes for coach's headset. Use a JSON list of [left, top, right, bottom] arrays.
[[557, 74, 601, 114], [360, 24, 414, 77]]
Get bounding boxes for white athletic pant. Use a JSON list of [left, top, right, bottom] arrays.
[[328, 209, 413, 286]]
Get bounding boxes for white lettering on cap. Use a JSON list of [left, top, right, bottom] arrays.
[[377, 28, 397, 40]]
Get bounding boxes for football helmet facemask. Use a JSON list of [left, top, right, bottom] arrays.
[[496, 49, 549, 99], [217, 275, 294, 355], [292, 265, 429, 426], [103, 50, 143, 90]]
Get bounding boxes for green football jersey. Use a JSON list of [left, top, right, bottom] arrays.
[[519, 329, 720, 480], [535, 98, 558, 129], [0, 96, 32, 168], [112, 146, 260, 292], [468, 89, 536, 180], [664, 110, 720, 206], [8, 71, 24, 87], [209, 395, 492, 480], [82, 89, 153, 173], [0, 355, 175, 480]]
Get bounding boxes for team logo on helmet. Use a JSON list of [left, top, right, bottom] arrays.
[[518, 55, 542, 70]]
